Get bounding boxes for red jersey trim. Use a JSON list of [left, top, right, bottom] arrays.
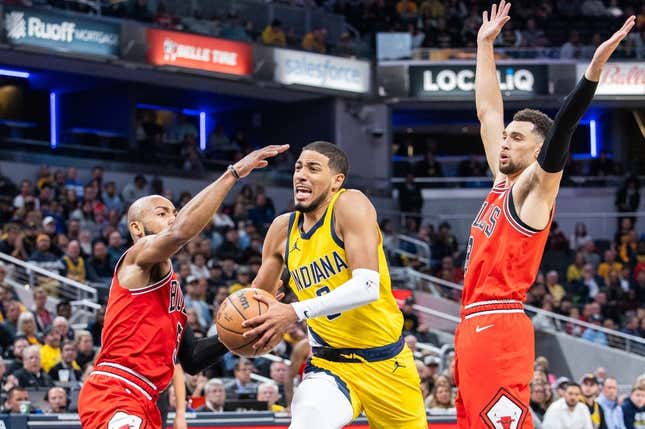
[[129, 270, 172, 295], [90, 371, 153, 400], [96, 362, 157, 391]]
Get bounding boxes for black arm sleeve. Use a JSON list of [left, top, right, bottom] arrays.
[[177, 325, 229, 375], [537, 76, 599, 173]]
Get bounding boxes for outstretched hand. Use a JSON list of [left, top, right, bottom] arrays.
[[477, 0, 511, 44], [233, 144, 289, 178], [587, 15, 636, 80]]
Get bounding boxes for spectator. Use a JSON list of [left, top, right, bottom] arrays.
[[49, 339, 82, 382], [60, 240, 89, 283], [261, 19, 286, 47], [522, 18, 546, 47], [425, 384, 455, 414], [579, 373, 608, 429], [107, 231, 126, 270], [88, 240, 112, 281], [543, 382, 592, 429], [7, 337, 29, 374], [302, 27, 328, 54], [153, 2, 178, 29], [581, 0, 608, 16], [257, 382, 284, 412], [622, 383, 645, 429], [190, 253, 210, 280], [45, 387, 67, 413], [2, 300, 21, 340], [570, 223, 593, 251], [17, 312, 41, 345], [29, 234, 63, 276], [13, 180, 38, 210], [13, 345, 54, 388], [129, 0, 153, 22], [0, 223, 26, 259], [571, 263, 604, 301], [561, 30, 582, 59], [87, 307, 105, 347], [415, 152, 444, 179], [121, 175, 148, 206], [567, 252, 587, 283], [398, 174, 423, 219], [0, 386, 29, 414], [248, 193, 275, 232], [396, 0, 418, 20], [220, 13, 251, 43], [598, 250, 623, 282], [401, 297, 420, 335], [184, 276, 210, 328], [582, 314, 609, 346], [196, 379, 226, 413], [102, 182, 123, 213], [225, 358, 257, 400], [40, 327, 62, 373], [530, 381, 549, 422], [74, 330, 95, 371], [615, 176, 640, 222], [546, 271, 566, 305], [598, 377, 627, 429]]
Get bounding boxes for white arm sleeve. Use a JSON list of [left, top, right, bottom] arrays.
[[290, 268, 380, 321]]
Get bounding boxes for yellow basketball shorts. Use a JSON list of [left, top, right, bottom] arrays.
[[305, 338, 427, 429]]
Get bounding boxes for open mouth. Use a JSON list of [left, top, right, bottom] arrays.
[[295, 185, 312, 201]]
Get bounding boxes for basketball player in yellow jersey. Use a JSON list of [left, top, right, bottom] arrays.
[[242, 141, 427, 429]]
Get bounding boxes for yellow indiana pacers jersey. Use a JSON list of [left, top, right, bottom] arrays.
[[284, 189, 403, 349]]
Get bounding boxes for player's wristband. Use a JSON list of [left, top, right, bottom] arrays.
[[227, 164, 240, 180]]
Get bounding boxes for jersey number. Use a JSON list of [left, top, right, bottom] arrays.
[[464, 235, 474, 274], [316, 286, 341, 320]]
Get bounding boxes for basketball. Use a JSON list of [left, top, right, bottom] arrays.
[[216, 287, 280, 357]]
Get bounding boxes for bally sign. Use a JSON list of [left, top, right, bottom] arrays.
[[147, 29, 252, 76], [577, 62, 645, 95], [409, 64, 548, 97], [4, 6, 120, 57], [272, 48, 371, 94]]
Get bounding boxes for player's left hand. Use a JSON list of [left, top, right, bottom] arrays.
[[587, 15, 635, 79], [242, 292, 298, 353]]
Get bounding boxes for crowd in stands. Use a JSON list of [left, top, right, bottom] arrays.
[[19, 0, 645, 58]]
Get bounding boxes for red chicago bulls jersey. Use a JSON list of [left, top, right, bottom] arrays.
[[462, 180, 552, 308], [94, 251, 187, 393]]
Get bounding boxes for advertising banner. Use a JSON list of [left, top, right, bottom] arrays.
[[272, 48, 371, 94], [4, 6, 120, 57], [577, 62, 645, 95], [409, 64, 549, 97], [147, 29, 252, 76]]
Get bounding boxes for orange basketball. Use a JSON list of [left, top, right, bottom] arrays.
[[216, 287, 280, 357]]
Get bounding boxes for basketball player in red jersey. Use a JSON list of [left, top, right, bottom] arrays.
[[78, 144, 288, 429], [455, 3, 634, 428]]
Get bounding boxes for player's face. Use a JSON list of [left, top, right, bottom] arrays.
[[499, 121, 542, 176], [293, 150, 344, 213], [140, 197, 177, 236]]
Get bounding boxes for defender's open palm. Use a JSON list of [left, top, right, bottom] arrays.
[[234, 144, 289, 178], [477, 0, 511, 44], [591, 16, 636, 68]]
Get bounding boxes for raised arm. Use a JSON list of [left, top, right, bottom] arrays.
[[476, 1, 511, 178], [514, 16, 635, 229], [251, 213, 291, 296], [128, 145, 288, 270]]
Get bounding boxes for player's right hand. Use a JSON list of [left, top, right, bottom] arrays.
[[477, 1, 511, 44], [233, 144, 289, 178]]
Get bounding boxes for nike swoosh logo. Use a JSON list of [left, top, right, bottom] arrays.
[[475, 324, 494, 333]]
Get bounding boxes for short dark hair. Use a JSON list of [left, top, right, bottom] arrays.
[[8, 386, 27, 400], [302, 141, 349, 176], [512, 109, 553, 140], [565, 382, 581, 390]]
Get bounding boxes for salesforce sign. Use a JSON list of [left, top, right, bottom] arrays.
[[409, 64, 548, 98], [272, 48, 371, 94], [4, 7, 120, 57]]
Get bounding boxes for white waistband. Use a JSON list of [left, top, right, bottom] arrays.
[[96, 362, 158, 391], [463, 299, 523, 310], [464, 309, 525, 320], [89, 371, 153, 401]]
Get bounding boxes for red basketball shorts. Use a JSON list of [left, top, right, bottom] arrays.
[[455, 300, 534, 429], [78, 373, 161, 429]]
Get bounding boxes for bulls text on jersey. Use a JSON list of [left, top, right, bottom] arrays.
[[289, 250, 348, 292], [168, 280, 187, 314], [472, 201, 501, 238]]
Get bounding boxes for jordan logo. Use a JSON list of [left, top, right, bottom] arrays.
[[290, 239, 301, 253], [392, 360, 406, 373]]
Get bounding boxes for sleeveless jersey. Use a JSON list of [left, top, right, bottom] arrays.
[[462, 181, 552, 308], [94, 251, 187, 393], [285, 189, 402, 348]]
